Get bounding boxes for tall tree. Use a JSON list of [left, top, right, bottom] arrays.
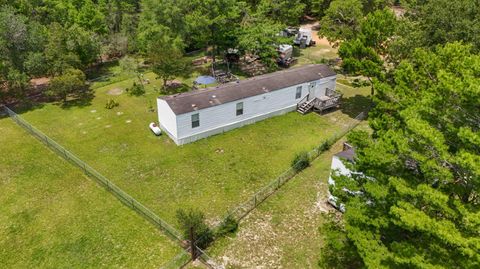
[[318, 0, 363, 45], [256, 0, 306, 25], [47, 68, 86, 102], [330, 42, 480, 268], [147, 33, 191, 89], [237, 19, 287, 69], [338, 9, 396, 94], [76, 0, 107, 35]]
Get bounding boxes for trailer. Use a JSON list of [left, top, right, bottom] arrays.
[[277, 44, 297, 67]]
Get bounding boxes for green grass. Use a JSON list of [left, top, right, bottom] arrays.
[[0, 119, 183, 268], [295, 43, 339, 66], [14, 73, 370, 232], [207, 123, 370, 268]]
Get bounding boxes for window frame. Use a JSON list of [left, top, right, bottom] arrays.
[[191, 113, 200, 128], [295, 86, 302, 99], [236, 102, 244, 116]]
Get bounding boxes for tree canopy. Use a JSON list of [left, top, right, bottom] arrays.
[[331, 42, 480, 269]]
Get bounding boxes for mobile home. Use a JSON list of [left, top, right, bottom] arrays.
[[157, 64, 338, 145]]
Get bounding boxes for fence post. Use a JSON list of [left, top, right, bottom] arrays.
[[190, 226, 196, 260]]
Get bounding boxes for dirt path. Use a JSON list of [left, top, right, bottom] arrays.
[[300, 21, 333, 47]]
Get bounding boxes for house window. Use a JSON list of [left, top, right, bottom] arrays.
[[295, 86, 302, 99], [191, 113, 200, 128], [236, 102, 244, 116]]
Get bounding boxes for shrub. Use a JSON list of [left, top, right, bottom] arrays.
[[105, 99, 119, 109], [317, 140, 333, 154], [216, 215, 238, 238], [126, 82, 145, 96], [176, 208, 214, 250], [291, 151, 310, 172]]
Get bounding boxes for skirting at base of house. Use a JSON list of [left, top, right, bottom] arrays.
[[161, 105, 297, 145]]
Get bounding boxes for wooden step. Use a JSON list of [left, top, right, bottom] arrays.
[[297, 97, 318, 114]]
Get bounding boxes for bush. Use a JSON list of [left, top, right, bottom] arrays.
[[317, 140, 333, 154], [216, 215, 238, 238], [105, 99, 119, 109], [126, 82, 145, 96], [176, 208, 214, 250], [351, 78, 370, 88], [291, 151, 310, 172]]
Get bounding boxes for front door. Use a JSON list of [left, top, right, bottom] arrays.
[[308, 82, 316, 100]]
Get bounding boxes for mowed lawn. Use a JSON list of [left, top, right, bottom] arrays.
[[15, 72, 371, 229], [207, 123, 371, 268], [0, 119, 182, 268]]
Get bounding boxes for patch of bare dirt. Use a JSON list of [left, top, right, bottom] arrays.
[[165, 80, 183, 89], [30, 77, 50, 89], [217, 182, 330, 268], [107, 88, 123, 95], [219, 214, 284, 268], [300, 21, 333, 47]]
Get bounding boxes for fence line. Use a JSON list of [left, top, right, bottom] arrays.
[[187, 112, 367, 268], [226, 112, 366, 222], [2, 106, 184, 244], [160, 250, 191, 269]]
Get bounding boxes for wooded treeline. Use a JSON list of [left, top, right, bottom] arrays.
[[0, 0, 303, 102], [320, 1, 479, 268], [0, 0, 396, 102], [0, 1, 478, 268]]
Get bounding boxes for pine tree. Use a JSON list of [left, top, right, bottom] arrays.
[[331, 42, 480, 268]]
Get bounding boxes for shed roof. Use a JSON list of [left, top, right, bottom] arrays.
[[335, 148, 356, 162], [159, 64, 336, 115]]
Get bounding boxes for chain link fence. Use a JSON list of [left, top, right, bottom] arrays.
[[3, 106, 184, 244], [160, 250, 191, 269], [226, 112, 366, 222]]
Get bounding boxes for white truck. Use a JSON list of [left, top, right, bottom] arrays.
[[293, 28, 316, 48]]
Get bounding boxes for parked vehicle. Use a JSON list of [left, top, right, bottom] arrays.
[[293, 28, 316, 48], [279, 27, 299, 37], [277, 44, 297, 67]]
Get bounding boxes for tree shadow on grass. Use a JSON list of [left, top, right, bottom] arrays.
[[59, 88, 95, 110], [160, 83, 192, 95], [340, 94, 373, 119]]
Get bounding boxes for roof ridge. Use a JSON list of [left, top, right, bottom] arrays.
[[159, 64, 336, 115], [161, 64, 321, 100]]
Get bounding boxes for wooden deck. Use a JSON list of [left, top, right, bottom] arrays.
[[296, 88, 342, 114]]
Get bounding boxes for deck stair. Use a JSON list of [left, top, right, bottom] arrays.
[[297, 97, 317, 114], [296, 88, 342, 115]]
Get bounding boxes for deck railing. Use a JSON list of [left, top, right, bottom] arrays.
[[297, 94, 310, 109]]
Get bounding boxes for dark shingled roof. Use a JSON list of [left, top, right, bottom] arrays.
[[159, 64, 336, 115], [335, 148, 356, 162]]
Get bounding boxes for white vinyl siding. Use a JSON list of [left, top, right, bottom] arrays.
[[295, 86, 302, 99], [191, 113, 200, 128], [158, 75, 336, 145], [236, 102, 244, 116], [157, 99, 178, 137]]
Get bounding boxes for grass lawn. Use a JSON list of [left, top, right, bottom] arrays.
[[207, 122, 371, 268], [14, 75, 370, 232], [0, 119, 183, 268], [295, 43, 338, 66]]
